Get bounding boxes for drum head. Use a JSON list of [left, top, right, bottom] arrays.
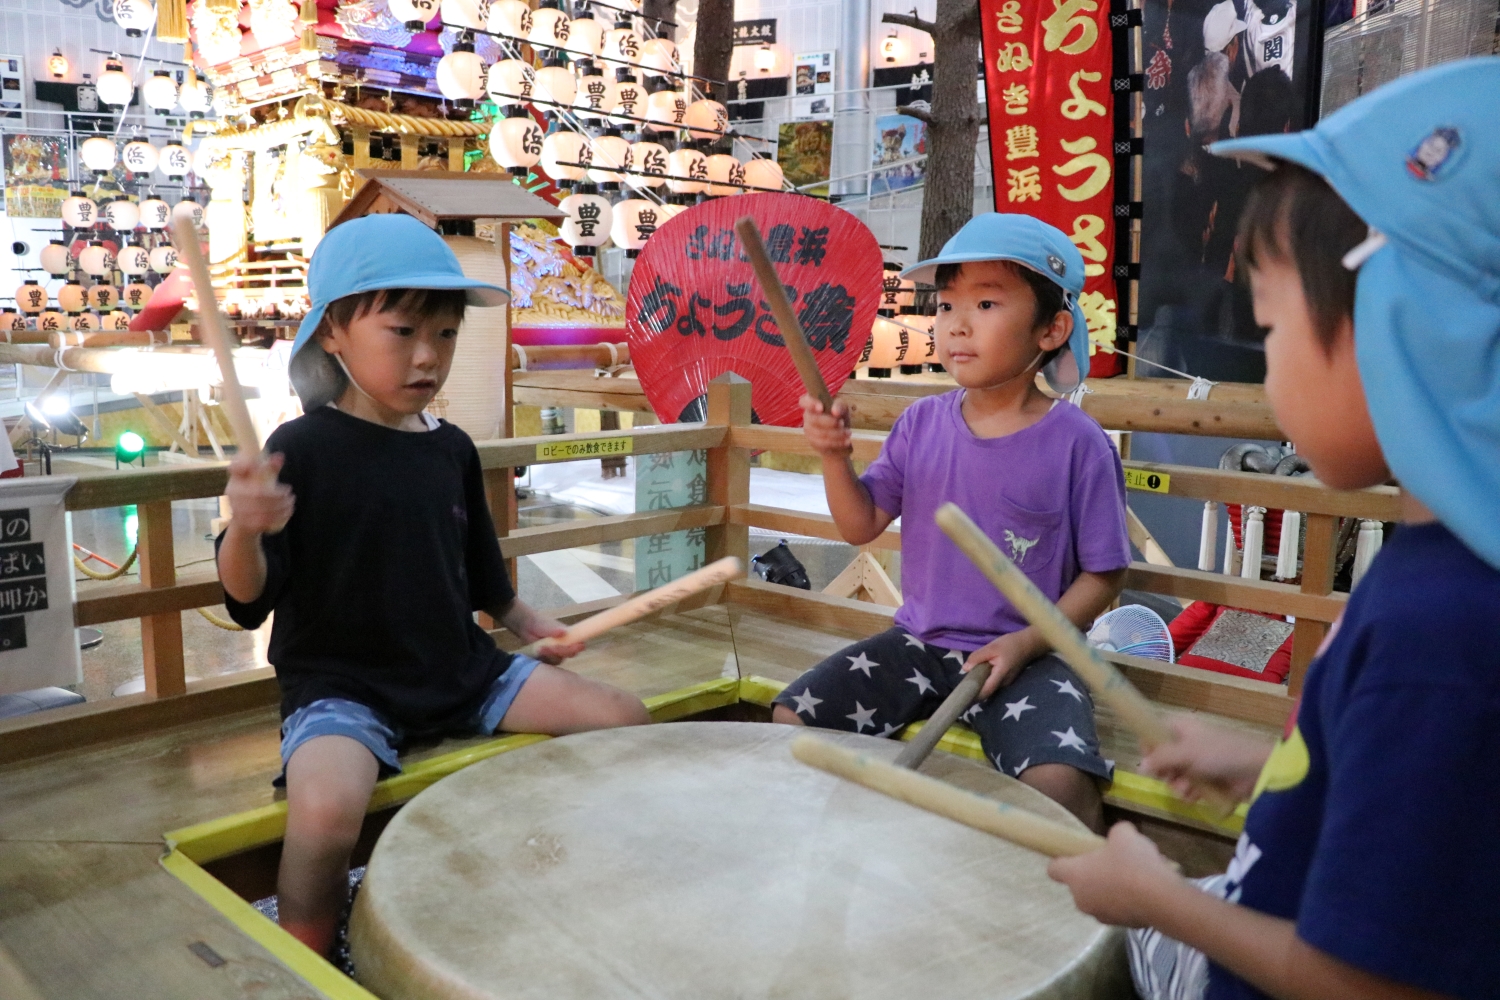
[[350, 722, 1128, 1000]]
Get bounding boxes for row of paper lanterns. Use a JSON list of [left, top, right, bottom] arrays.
[[77, 136, 198, 179], [38, 238, 182, 278], [0, 307, 140, 335], [494, 122, 781, 191], [59, 192, 203, 233]]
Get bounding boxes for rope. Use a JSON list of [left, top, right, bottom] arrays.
[[1111, 347, 1219, 398], [512, 344, 528, 372], [196, 606, 245, 631], [73, 546, 138, 581], [328, 100, 489, 137]]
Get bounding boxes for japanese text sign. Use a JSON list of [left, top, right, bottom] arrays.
[[0, 478, 80, 697]]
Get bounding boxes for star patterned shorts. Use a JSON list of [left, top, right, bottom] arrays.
[[773, 627, 1113, 782]]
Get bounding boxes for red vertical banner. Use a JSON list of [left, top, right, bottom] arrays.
[[980, 0, 1122, 377]]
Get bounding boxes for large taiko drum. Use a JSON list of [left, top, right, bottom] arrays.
[[349, 723, 1129, 999]]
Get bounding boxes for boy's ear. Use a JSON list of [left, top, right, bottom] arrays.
[[1039, 308, 1073, 351]]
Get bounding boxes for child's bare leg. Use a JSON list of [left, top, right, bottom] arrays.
[[1019, 762, 1104, 833], [500, 662, 650, 734], [279, 735, 380, 955], [771, 704, 804, 726]]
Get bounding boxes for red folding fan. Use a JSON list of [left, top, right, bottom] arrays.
[[625, 192, 881, 426]]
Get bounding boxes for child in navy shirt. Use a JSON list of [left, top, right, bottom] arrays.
[[1048, 58, 1500, 1000]]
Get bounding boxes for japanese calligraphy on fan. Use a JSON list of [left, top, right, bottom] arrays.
[[0, 478, 80, 696]]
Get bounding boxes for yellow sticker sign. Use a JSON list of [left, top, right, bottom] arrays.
[[1124, 469, 1171, 494], [536, 437, 634, 461]]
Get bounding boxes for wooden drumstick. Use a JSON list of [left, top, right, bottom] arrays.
[[793, 735, 1105, 858], [521, 556, 743, 656], [933, 503, 1239, 817], [892, 661, 992, 769], [734, 217, 833, 411], [172, 216, 261, 453]]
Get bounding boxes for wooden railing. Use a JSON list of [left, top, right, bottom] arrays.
[[0, 373, 1397, 763]]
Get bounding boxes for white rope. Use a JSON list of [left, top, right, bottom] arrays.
[[1111, 346, 1219, 399], [1066, 382, 1092, 407], [603, 341, 619, 369], [512, 344, 528, 372]]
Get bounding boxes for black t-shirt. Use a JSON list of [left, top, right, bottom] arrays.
[[219, 406, 516, 732]]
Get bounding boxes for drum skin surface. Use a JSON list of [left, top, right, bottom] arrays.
[[350, 722, 1129, 1000]]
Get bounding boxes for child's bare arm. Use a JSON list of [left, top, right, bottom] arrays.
[[1143, 714, 1275, 804], [800, 393, 893, 545], [491, 598, 585, 665], [1049, 825, 1450, 1000], [217, 453, 294, 604]]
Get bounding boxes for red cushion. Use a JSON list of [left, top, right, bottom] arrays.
[[1169, 601, 1292, 684]]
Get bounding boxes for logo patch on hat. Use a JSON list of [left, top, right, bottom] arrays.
[[1046, 253, 1066, 277], [1406, 126, 1461, 181]]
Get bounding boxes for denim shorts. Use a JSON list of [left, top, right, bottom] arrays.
[[277, 654, 542, 780]]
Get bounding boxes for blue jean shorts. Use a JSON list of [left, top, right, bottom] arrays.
[[278, 655, 542, 780]]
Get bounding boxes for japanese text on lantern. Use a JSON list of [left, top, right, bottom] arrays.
[[980, 0, 1119, 364]]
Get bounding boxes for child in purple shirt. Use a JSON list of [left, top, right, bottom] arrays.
[[772, 214, 1130, 828]]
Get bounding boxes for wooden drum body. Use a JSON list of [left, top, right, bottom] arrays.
[[350, 722, 1129, 999]]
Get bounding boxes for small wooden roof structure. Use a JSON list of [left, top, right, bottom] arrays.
[[333, 171, 565, 228]]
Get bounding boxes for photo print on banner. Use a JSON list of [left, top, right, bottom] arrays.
[[980, 0, 1128, 376]]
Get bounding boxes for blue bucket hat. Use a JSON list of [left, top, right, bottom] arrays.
[[1211, 57, 1500, 571], [901, 213, 1092, 393], [292, 214, 509, 358]]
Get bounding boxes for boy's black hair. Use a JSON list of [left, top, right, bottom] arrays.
[[1237, 161, 1368, 350], [314, 287, 469, 341], [933, 260, 1068, 366]]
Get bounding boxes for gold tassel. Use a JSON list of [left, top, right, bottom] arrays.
[[301, 0, 320, 52], [156, 0, 189, 43]]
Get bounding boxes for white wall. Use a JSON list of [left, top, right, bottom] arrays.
[[725, 0, 936, 84]]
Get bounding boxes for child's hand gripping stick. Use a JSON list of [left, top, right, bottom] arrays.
[[734, 217, 833, 412], [933, 503, 1239, 818], [521, 557, 743, 658], [792, 734, 1106, 858], [172, 218, 291, 534]]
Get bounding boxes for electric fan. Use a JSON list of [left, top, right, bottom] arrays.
[[1087, 604, 1176, 663]]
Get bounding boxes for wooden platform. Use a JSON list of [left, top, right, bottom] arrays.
[[0, 604, 1262, 999]]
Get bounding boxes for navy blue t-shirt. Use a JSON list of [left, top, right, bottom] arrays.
[[1209, 523, 1500, 1000]]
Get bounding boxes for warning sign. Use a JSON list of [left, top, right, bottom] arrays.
[[1124, 469, 1171, 494]]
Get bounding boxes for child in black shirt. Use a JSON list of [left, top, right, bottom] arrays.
[[218, 215, 649, 957]]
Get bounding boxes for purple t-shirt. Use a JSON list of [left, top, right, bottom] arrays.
[[860, 391, 1131, 650]]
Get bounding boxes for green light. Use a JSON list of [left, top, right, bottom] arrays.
[[119, 431, 145, 455]]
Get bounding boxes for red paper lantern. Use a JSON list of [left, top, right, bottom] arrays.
[[625, 192, 881, 427]]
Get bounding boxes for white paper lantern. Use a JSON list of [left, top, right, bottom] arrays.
[[613, 0, 641, 11], [490, 114, 544, 174], [159, 144, 192, 177], [139, 197, 171, 229], [148, 244, 178, 272], [440, 0, 488, 30], [540, 129, 589, 183], [178, 74, 212, 117], [486, 59, 535, 103], [113, 0, 157, 37], [608, 79, 646, 127], [103, 197, 141, 232], [16, 281, 48, 313], [87, 284, 120, 311], [866, 316, 908, 369], [388, 0, 439, 28], [62, 192, 99, 229], [705, 153, 745, 196], [486, 0, 530, 37], [533, 63, 576, 108], [97, 55, 133, 108], [36, 310, 66, 333], [58, 280, 87, 314], [743, 156, 784, 192], [0, 310, 25, 334], [143, 71, 176, 113], [172, 199, 204, 228], [586, 133, 630, 185], [639, 38, 679, 75], [80, 136, 117, 174], [602, 26, 640, 66], [567, 15, 603, 56], [117, 243, 150, 275], [106, 309, 133, 331], [572, 72, 613, 120], [666, 146, 707, 194], [121, 140, 158, 174], [627, 140, 667, 188], [40, 241, 72, 276], [610, 198, 660, 254], [79, 243, 115, 277], [527, 4, 570, 49], [122, 281, 152, 310], [436, 43, 485, 102], [645, 89, 686, 131], [684, 99, 728, 140], [558, 189, 612, 251], [72, 311, 101, 332]]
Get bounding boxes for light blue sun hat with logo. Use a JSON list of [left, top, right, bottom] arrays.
[[1211, 56, 1500, 570], [288, 213, 510, 408], [902, 213, 1092, 394]]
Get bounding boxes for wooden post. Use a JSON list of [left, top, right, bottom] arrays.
[[500, 222, 517, 584], [138, 500, 186, 698], [1289, 512, 1338, 696], [704, 373, 751, 569]]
